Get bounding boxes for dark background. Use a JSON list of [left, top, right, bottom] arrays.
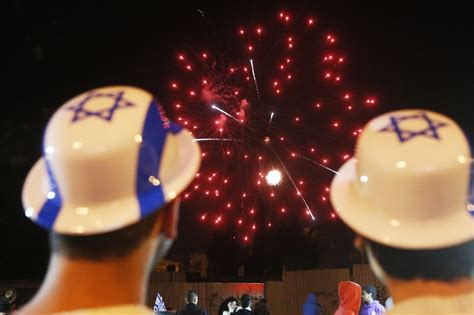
[[2, 0, 473, 280]]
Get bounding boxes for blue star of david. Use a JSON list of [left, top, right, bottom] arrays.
[[379, 112, 448, 143], [67, 90, 134, 123]]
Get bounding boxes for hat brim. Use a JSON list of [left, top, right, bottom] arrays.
[[330, 158, 474, 249], [22, 125, 201, 235]]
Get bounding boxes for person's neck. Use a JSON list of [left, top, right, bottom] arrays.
[[19, 248, 153, 314], [387, 277, 474, 304]]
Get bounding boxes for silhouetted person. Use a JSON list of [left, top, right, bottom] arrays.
[[177, 291, 208, 315], [303, 293, 322, 315], [234, 294, 253, 315]]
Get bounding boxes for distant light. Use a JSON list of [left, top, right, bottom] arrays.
[[266, 169, 282, 186]]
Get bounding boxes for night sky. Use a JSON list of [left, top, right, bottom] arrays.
[[2, 0, 473, 280]]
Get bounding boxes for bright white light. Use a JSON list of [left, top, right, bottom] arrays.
[[47, 191, 56, 199], [25, 207, 34, 218], [396, 161, 406, 169], [266, 169, 282, 186], [45, 146, 55, 154], [360, 175, 368, 183]]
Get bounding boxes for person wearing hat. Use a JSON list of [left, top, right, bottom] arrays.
[[330, 110, 473, 314], [19, 86, 201, 314]]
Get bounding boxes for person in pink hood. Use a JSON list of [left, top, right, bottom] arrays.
[[334, 281, 361, 315]]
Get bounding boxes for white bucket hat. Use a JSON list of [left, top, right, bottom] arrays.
[[330, 109, 473, 249], [22, 86, 201, 235]]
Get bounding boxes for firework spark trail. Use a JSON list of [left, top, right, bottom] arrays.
[[272, 150, 316, 221], [298, 155, 341, 175], [268, 112, 275, 130], [249, 59, 260, 99], [194, 138, 242, 142], [211, 104, 241, 123]]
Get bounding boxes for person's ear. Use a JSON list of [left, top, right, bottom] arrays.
[[151, 197, 181, 239]]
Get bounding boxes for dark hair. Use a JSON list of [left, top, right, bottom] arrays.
[[218, 297, 237, 315], [50, 209, 162, 260], [362, 285, 377, 299], [367, 239, 474, 282], [241, 294, 251, 308], [186, 290, 198, 303]]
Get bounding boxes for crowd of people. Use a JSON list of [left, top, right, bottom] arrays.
[[152, 291, 269, 315], [153, 283, 387, 315], [10, 87, 473, 314]]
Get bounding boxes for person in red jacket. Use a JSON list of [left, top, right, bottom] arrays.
[[334, 281, 361, 315]]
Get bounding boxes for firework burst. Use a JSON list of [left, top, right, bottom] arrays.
[[163, 10, 377, 243]]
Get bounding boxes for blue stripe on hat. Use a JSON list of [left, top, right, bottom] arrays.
[[36, 160, 63, 229], [136, 99, 174, 218]]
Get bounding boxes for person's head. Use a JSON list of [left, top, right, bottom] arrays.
[[361, 285, 377, 303], [337, 281, 361, 313], [227, 297, 238, 311], [240, 294, 251, 309], [218, 297, 237, 315], [305, 293, 317, 304], [330, 109, 473, 284], [22, 86, 201, 268], [185, 291, 198, 305]]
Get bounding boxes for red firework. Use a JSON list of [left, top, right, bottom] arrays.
[[163, 10, 377, 243]]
